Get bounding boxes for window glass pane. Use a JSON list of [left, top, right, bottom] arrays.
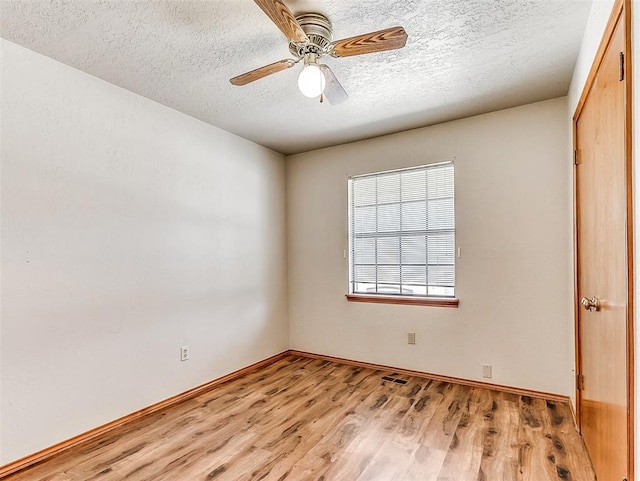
[[377, 237, 400, 265], [377, 266, 400, 284], [407, 285, 427, 296], [377, 204, 400, 232], [401, 236, 426, 264], [427, 198, 454, 230], [376, 284, 403, 295], [401, 265, 426, 285], [428, 285, 454, 296], [427, 265, 455, 287], [353, 205, 376, 234], [377, 173, 400, 204], [353, 265, 376, 283], [353, 238, 375, 264], [401, 170, 426, 202], [353, 177, 376, 206], [427, 232, 455, 265], [428, 166, 454, 199], [401, 201, 426, 231], [355, 282, 377, 293]]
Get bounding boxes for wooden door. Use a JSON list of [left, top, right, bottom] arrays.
[[574, 5, 631, 481]]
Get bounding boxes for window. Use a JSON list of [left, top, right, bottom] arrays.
[[348, 162, 455, 301]]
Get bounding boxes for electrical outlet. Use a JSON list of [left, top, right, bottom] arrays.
[[180, 346, 189, 361], [482, 364, 492, 379], [407, 332, 416, 345]]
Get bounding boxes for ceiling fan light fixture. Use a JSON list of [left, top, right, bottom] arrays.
[[298, 57, 326, 98]]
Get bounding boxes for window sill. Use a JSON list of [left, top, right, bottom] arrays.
[[345, 294, 459, 308]]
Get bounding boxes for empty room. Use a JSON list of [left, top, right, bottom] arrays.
[[0, 0, 638, 480]]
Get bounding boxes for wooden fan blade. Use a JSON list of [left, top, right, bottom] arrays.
[[253, 0, 308, 43], [319, 65, 348, 105], [230, 59, 295, 86], [330, 26, 408, 58]]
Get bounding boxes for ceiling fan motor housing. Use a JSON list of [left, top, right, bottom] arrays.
[[289, 13, 333, 58]]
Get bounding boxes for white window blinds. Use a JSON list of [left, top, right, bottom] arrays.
[[349, 162, 455, 297]]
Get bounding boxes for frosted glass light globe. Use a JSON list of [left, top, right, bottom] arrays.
[[298, 64, 326, 98]]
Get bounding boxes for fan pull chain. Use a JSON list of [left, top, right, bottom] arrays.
[[320, 93, 324, 103]]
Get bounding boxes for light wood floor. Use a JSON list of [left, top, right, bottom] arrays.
[[5, 355, 596, 480]]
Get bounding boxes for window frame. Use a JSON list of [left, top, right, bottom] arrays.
[[346, 162, 459, 308]]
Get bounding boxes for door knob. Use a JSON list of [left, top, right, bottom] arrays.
[[581, 296, 600, 312]]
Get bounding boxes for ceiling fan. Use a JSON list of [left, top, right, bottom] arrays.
[[230, 0, 408, 104]]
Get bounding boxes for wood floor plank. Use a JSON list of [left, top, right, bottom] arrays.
[[312, 394, 413, 480], [416, 382, 471, 449], [474, 391, 520, 480], [3, 355, 596, 481], [435, 387, 487, 480], [538, 399, 597, 481]]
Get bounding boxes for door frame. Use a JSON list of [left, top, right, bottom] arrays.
[[572, 0, 634, 478]]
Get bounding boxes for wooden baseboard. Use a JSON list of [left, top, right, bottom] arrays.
[[289, 349, 571, 403], [0, 350, 290, 479], [568, 397, 579, 430]]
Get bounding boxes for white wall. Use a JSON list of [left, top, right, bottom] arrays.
[[287, 97, 572, 396], [0, 39, 288, 464]]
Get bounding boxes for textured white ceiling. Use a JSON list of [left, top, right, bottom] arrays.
[[0, 0, 592, 155]]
